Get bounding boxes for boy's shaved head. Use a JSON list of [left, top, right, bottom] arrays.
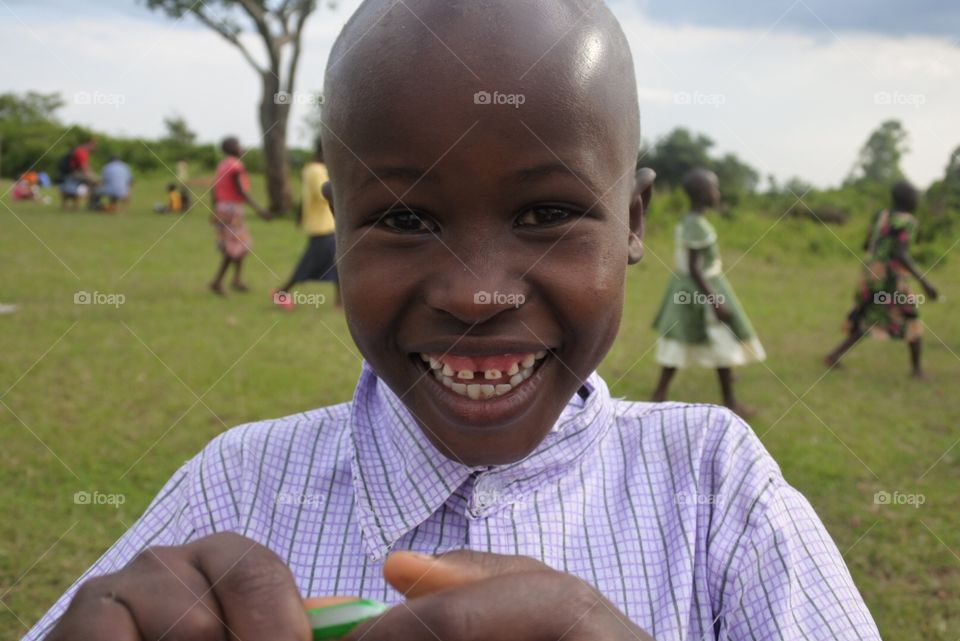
[[320, 0, 654, 465], [322, 0, 639, 165]]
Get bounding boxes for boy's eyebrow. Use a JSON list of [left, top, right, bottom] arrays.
[[360, 166, 433, 189], [357, 162, 595, 190], [515, 162, 594, 187]]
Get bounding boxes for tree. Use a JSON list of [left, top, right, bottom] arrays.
[[0, 91, 64, 123], [143, 0, 329, 214], [847, 119, 909, 186], [0, 91, 71, 178], [643, 127, 760, 203], [163, 114, 197, 147], [712, 153, 759, 203]]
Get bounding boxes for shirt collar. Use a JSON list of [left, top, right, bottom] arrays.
[[349, 361, 616, 560]]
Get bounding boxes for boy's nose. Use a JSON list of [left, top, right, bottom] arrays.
[[423, 266, 528, 325]]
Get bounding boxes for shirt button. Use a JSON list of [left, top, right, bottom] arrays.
[[474, 477, 502, 509]]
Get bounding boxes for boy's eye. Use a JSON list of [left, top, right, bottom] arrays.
[[515, 205, 578, 227], [380, 210, 438, 233]]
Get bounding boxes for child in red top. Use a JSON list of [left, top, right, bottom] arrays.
[[209, 137, 271, 295]]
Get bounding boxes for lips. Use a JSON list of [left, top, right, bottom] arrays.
[[419, 351, 548, 399]]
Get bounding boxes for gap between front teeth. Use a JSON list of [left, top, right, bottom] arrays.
[[424, 350, 547, 399]]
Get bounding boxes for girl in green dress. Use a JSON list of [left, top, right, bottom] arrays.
[[824, 181, 939, 377], [651, 169, 765, 416]]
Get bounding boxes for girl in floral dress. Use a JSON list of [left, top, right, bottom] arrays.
[[825, 180, 939, 377]]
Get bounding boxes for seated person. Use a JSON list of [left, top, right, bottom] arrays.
[[96, 156, 132, 212], [153, 183, 183, 213]]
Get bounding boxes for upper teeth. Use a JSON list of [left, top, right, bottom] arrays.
[[424, 351, 548, 399]]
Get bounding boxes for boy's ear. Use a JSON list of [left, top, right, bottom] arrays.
[[321, 181, 335, 218], [628, 168, 655, 265]]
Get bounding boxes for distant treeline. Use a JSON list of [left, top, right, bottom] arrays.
[[0, 91, 313, 180], [2, 91, 957, 249]]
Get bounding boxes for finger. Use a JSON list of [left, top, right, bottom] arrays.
[[190, 533, 311, 641], [347, 571, 647, 641], [113, 546, 228, 641], [383, 550, 550, 599], [46, 576, 141, 641]]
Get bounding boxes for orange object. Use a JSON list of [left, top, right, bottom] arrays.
[[303, 596, 363, 609], [383, 551, 476, 599]]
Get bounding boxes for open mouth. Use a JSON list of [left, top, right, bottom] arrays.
[[415, 350, 549, 400]]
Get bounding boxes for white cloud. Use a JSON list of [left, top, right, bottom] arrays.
[[2, 0, 958, 188]]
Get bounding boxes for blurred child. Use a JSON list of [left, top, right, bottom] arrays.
[[152, 184, 182, 213], [179, 185, 191, 212], [273, 138, 340, 309], [651, 168, 765, 415], [825, 180, 939, 377], [11, 171, 37, 201], [208, 137, 270, 295], [27, 2, 878, 640]]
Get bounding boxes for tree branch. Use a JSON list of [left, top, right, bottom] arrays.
[[188, 6, 266, 74], [235, 0, 281, 72], [284, 0, 314, 93]]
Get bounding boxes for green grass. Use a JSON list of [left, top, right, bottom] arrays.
[[1, 173, 958, 639]]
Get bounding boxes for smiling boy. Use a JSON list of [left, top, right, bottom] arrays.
[[26, 1, 880, 640]]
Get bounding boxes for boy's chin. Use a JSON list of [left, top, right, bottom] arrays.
[[402, 351, 570, 465]]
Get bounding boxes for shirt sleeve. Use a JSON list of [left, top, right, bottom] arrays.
[[701, 414, 881, 640], [720, 484, 881, 640], [682, 216, 717, 250], [22, 430, 245, 641]]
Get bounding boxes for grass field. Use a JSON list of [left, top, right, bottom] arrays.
[[1, 173, 958, 640]]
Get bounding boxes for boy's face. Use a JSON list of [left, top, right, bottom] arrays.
[[324, 1, 648, 465]]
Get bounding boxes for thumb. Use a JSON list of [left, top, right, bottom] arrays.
[[383, 550, 549, 599]]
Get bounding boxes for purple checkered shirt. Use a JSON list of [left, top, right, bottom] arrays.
[[25, 363, 880, 640]]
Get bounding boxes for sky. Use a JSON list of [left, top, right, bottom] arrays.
[[2, 0, 959, 188]]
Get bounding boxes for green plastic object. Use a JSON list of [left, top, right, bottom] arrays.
[[307, 599, 390, 640]]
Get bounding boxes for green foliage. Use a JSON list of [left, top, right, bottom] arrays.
[[162, 114, 197, 147], [641, 127, 760, 206], [847, 119, 909, 186], [0, 91, 316, 179], [916, 145, 960, 245], [0, 91, 64, 123]]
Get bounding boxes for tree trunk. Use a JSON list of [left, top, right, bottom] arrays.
[[259, 70, 292, 215]]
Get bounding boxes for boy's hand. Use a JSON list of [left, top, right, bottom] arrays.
[[345, 550, 653, 641], [257, 207, 273, 221], [922, 281, 939, 301], [45, 532, 310, 641]]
